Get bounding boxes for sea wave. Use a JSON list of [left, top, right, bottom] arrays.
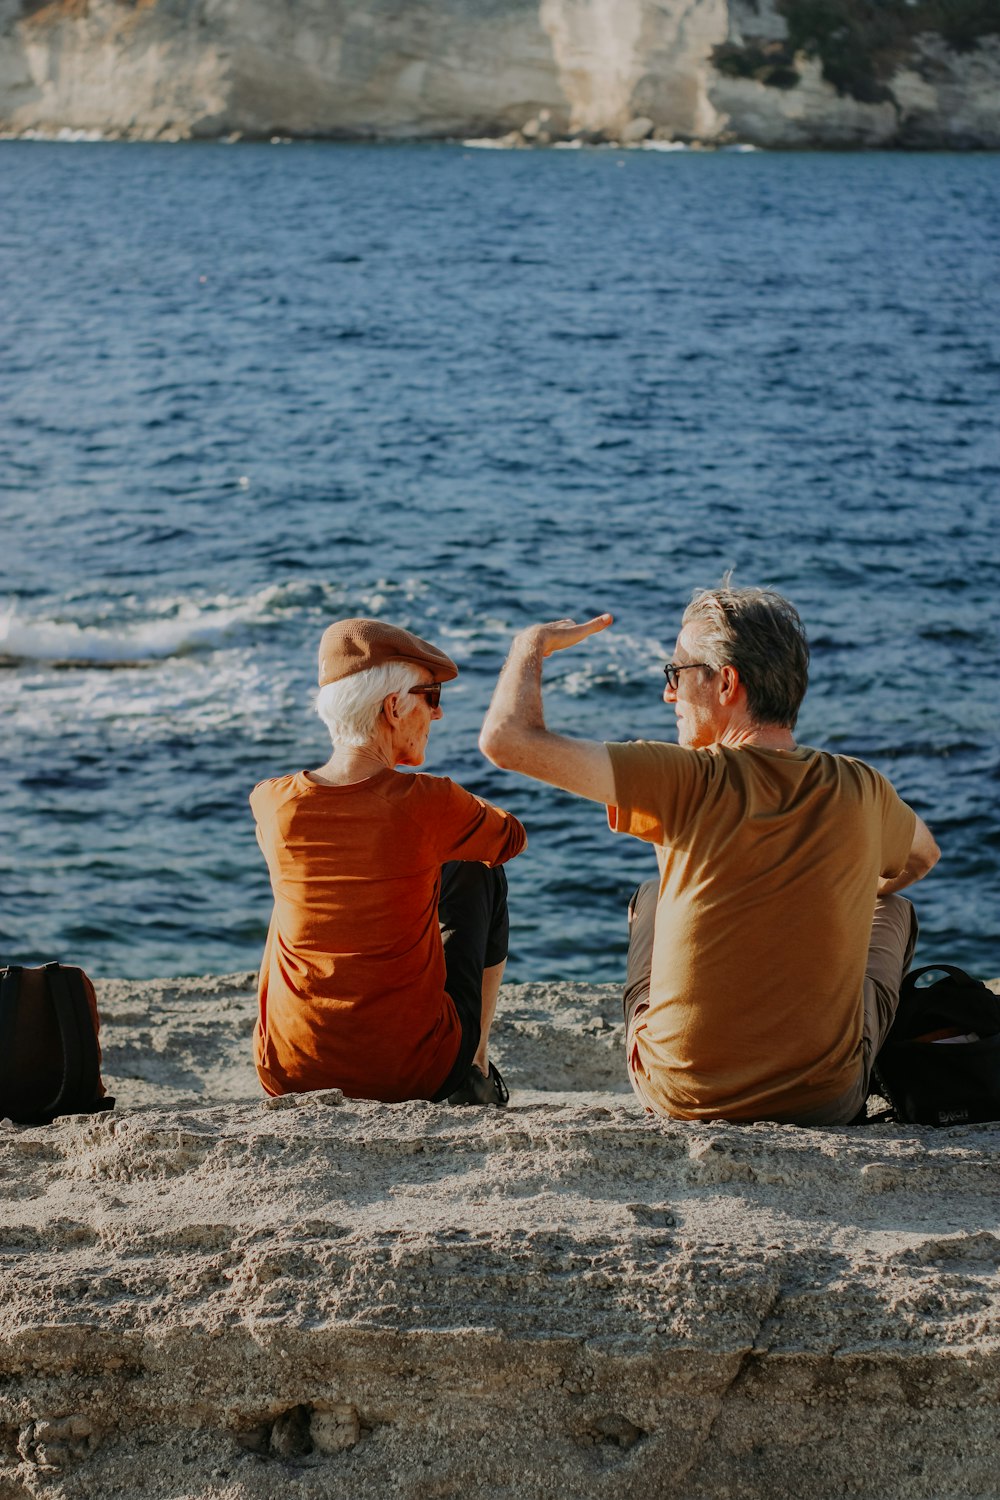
[[0, 598, 266, 668], [0, 577, 438, 670]]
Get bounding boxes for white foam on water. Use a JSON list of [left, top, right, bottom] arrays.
[[0, 575, 433, 669], [435, 616, 514, 658], [0, 576, 461, 743], [0, 650, 297, 746], [0, 598, 265, 666], [548, 626, 668, 697]]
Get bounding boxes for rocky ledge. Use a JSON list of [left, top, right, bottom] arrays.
[[1, 973, 999, 1499], [1, 0, 998, 149]]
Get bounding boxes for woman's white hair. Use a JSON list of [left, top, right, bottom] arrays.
[[314, 661, 423, 748]]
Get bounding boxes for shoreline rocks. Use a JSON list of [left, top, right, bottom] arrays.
[[1, 0, 998, 150]]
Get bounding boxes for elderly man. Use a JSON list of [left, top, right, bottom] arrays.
[[251, 619, 525, 1107], [480, 586, 939, 1126]]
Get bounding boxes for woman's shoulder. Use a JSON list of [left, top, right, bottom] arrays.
[[381, 770, 486, 818], [249, 771, 309, 812], [381, 769, 457, 803]]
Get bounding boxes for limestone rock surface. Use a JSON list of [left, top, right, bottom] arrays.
[[1, 973, 999, 1498], [1, 0, 998, 147]]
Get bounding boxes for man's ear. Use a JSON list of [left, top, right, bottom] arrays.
[[718, 665, 740, 703]]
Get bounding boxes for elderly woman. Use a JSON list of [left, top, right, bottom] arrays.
[[250, 618, 526, 1107]]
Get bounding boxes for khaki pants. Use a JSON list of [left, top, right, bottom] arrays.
[[624, 882, 919, 1126]]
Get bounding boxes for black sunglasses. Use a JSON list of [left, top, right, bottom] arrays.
[[663, 662, 712, 691], [408, 682, 444, 709]]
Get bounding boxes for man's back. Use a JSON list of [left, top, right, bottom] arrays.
[[608, 741, 916, 1120]]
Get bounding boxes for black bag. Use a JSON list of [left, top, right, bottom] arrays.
[[872, 964, 1000, 1127], [0, 962, 115, 1125]]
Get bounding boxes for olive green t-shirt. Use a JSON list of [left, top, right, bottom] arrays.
[[607, 741, 916, 1122]]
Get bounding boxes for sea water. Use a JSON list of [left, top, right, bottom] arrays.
[[1, 142, 997, 980]]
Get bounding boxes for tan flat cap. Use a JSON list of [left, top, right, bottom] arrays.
[[318, 618, 459, 687]]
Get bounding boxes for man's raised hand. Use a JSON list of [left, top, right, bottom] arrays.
[[479, 612, 617, 803], [520, 614, 614, 658]]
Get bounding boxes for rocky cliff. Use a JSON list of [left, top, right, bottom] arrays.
[[2, 973, 1000, 1499], [1, 0, 998, 148]]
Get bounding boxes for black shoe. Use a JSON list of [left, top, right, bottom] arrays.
[[447, 1062, 509, 1108]]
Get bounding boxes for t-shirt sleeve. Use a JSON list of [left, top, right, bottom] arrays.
[[249, 781, 273, 864], [874, 773, 918, 878], [418, 777, 527, 866], [605, 740, 707, 846]]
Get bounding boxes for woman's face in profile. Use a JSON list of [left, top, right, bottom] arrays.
[[391, 674, 444, 768]]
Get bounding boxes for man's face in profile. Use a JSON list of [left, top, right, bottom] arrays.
[[664, 624, 725, 750]]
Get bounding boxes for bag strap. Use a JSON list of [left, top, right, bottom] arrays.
[[42, 962, 103, 1117], [904, 965, 983, 989], [0, 966, 24, 1101]]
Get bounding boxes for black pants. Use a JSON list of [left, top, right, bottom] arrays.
[[430, 862, 510, 1102]]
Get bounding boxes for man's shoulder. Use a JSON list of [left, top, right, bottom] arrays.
[[810, 748, 895, 786], [735, 744, 887, 774], [607, 739, 717, 782], [606, 738, 691, 762], [777, 747, 906, 809]]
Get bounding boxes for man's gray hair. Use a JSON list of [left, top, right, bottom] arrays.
[[314, 661, 423, 748], [683, 585, 810, 729]]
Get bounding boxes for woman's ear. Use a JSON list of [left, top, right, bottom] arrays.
[[382, 692, 401, 724]]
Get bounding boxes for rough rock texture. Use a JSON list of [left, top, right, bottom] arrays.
[[1, 973, 1000, 1498], [711, 1, 1000, 150], [1, 0, 998, 147]]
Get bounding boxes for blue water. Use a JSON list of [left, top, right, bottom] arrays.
[[1, 142, 998, 981]]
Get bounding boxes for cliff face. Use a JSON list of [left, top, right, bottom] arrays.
[[0, 0, 998, 147]]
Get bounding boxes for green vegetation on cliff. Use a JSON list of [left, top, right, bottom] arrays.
[[714, 0, 1000, 104]]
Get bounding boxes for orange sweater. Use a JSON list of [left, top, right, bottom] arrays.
[[250, 768, 526, 1102]]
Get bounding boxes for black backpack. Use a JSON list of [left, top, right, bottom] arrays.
[[0, 963, 115, 1126], [872, 965, 1000, 1127]]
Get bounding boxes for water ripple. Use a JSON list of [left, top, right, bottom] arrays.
[[0, 142, 997, 979]]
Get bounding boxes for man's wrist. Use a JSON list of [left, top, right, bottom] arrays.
[[510, 627, 546, 659]]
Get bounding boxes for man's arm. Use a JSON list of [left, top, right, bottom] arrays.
[[479, 617, 617, 805], [877, 813, 940, 897]]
